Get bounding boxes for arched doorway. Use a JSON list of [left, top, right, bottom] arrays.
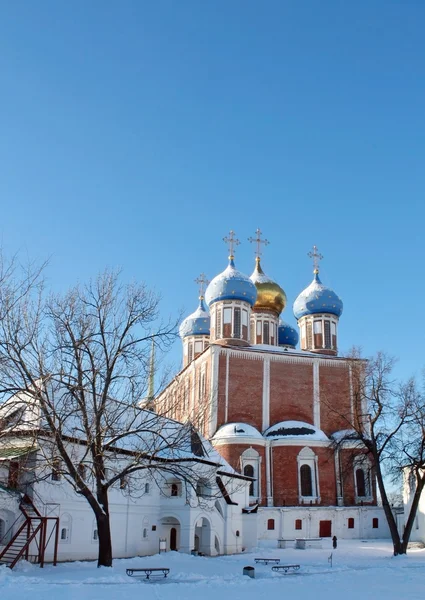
[[170, 527, 177, 551], [159, 516, 181, 552], [194, 517, 212, 555]]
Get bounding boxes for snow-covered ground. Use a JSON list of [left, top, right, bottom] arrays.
[[1, 540, 424, 600]]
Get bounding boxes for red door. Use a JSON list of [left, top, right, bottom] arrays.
[[319, 520, 332, 537]]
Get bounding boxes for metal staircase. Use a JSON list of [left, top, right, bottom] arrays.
[[0, 494, 59, 569]]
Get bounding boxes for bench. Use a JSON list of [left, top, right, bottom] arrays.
[[272, 564, 300, 574], [254, 558, 280, 565], [126, 568, 170, 580], [277, 539, 295, 549], [295, 537, 322, 549]]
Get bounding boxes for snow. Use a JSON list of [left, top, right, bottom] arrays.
[[2, 540, 425, 600], [213, 423, 263, 441]]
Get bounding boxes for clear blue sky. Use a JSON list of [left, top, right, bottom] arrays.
[[0, 1, 424, 381]]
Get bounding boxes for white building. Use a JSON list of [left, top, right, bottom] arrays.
[[0, 395, 255, 567]]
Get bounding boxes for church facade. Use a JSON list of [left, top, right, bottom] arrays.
[[156, 231, 389, 541]]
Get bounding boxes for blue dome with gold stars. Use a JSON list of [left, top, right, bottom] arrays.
[[293, 272, 343, 319], [179, 298, 210, 338], [278, 320, 299, 348], [179, 296, 210, 339], [205, 258, 257, 307]]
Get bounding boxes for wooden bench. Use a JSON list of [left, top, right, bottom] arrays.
[[272, 564, 300, 574], [295, 537, 322, 549], [126, 568, 170, 580], [277, 539, 295, 549], [254, 558, 280, 565]]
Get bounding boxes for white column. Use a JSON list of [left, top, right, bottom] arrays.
[[262, 357, 270, 432], [225, 352, 230, 422], [334, 447, 343, 506], [313, 359, 320, 428], [208, 346, 220, 438], [266, 442, 273, 506]]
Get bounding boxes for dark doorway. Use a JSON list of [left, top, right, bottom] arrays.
[[170, 527, 177, 551], [319, 520, 332, 537], [8, 461, 19, 489]]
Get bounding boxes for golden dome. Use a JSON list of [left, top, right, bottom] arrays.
[[249, 258, 287, 316]]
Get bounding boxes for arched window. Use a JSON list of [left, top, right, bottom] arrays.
[[300, 464, 313, 497], [244, 464, 254, 496], [59, 513, 72, 544], [241, 447, 260, 499], [145, 482, 150, 494], [355, 469, 366, 497], [267, 519, 275, 530], [171, 483, 178, 497]]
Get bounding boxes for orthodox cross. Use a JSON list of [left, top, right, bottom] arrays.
[[308, 245, 323, 273], [223, 230, 240, 258], [248, 228, 269, 259], [194, 273, 209, 299]]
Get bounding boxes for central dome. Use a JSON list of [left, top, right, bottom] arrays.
[[250, 258, 286, 316], [205, 258, 257, 307]]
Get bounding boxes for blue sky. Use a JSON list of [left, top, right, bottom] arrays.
[[0, 1, 424, 381]]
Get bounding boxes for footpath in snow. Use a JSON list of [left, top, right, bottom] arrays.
[[1, 539, 424, 600]]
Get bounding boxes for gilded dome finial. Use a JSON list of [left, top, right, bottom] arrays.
[[194, 273, 210, 301], [308, 245, 323, 274], [223, 230, 240, 261]]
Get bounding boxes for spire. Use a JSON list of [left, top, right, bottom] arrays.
[[308, 245, 323, 274], [223, 230, 240, 262], [147, 338, 155, 407]]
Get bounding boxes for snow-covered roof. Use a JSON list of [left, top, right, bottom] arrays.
[[212, 422, 263, 441], [264, 420, 329, 441], [330, 429, 361, 442]]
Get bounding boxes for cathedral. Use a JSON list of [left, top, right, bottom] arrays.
[[156, 230, 388, 541]]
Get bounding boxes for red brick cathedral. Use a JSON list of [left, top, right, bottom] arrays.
[[156, 231, 385, 540]]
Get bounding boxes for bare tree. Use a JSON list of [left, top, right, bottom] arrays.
[[0, 265, 220, 567], [332, 348, 425, 555]]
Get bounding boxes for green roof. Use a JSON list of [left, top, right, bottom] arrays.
[[0, 446, 37, 460]]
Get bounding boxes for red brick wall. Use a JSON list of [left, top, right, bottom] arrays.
[[226, 357, 263, 429], [319, 364, 352, 434], [269, 361, 314, 425], [214, 442, 267, 504], [271, 445, 337, 506]]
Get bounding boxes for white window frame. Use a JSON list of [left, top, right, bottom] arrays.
[[353, 456, 372, 503], [297, 447, 320, 504], [241, 447, 261, 501]]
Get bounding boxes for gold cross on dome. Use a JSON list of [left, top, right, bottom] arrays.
[[223, 230, 240, 259], [194, 273, 210, 299], [248, 228, 270, 258], [308, 245, 323, 273]]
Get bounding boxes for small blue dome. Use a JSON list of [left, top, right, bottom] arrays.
[[179, 298, 210, 338], [205, 258, 257, 307], [278, 320, 299, 348], [293, 273, 343, 320]]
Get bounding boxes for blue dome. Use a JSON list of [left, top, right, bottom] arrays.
[[278, 320, 299, 348], [205, 258, 257, 307], [293, 273, 343, 319], [179, 298, 210, 338]]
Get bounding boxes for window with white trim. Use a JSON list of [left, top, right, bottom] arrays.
[[297, 447, 319, 503], [353, 456, 372, 502], [241, 447, 261, 500]]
